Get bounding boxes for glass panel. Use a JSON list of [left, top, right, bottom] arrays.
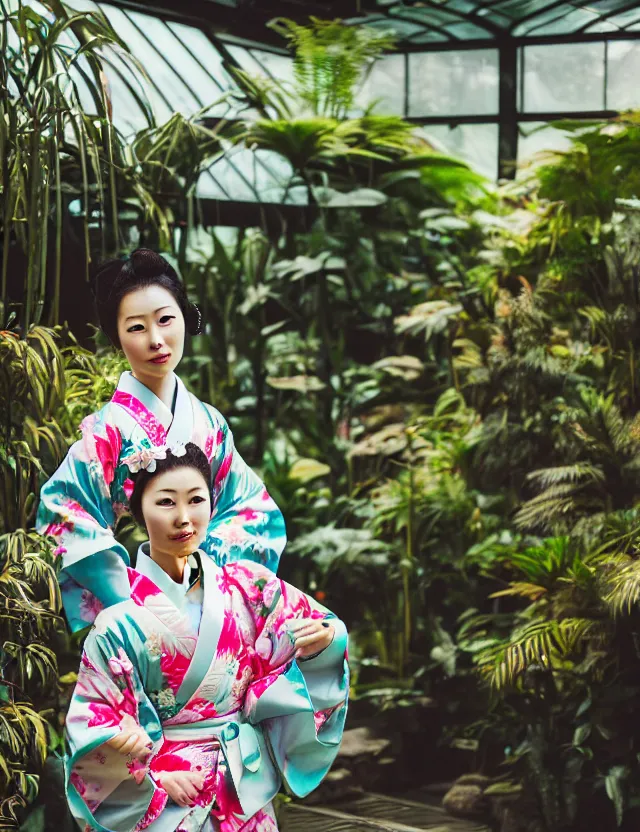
[[522, 43, 605, 113], [611, 9, 640, 29], [608, 41, 640, 110], [227, 44, 268, 77], [62, 0, 100, 10], [405, 31, 450, 44], [408, 50, 499, 117], [250, 50, 293, 85], [517, 122, 576, 169], [442, 21, 498, 38], [197, 170, 231, 200], [523, 7, 601, 36], [355, 54, 406, 116], [417, 123, 499, 180], [126, 10, 228, 113], [586, 20, 625, 33], [102, 47, 172, 130], [19, 0, 158, 135], [373, 19, 426, 39], [204, 155, 259, 202], [167, 21, 234, 91], [98, 5, 202, 116]]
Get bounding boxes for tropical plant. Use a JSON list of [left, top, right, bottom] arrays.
[[0, 326, 71, 823]]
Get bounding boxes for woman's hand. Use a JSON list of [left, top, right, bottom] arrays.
[[290, 617, 335, 660], [156, 771, 205, 807], [106, 726, 153, 762]]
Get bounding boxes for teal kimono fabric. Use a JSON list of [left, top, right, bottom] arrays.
[[36, 372, 286, 631], [65, 552, 349, 832]]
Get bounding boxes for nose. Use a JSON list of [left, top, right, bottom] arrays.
[[174, 508, 189, 527], [148, 325, 163, 351]]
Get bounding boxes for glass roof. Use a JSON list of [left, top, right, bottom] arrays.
[[346, 0, 640, 43], [58, 0, 299, 204], [16, 0, 640, 201]]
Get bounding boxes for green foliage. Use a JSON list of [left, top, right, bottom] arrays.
[[8, 10, 640, 831], [0, 327, 73, 822], [268, 17, 395, 119]]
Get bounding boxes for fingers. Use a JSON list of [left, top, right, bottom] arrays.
[[130, 735, 153, 762], [161, 772, 205, 808], [294, 630, 326, 648], [106, 729, 152, 760], [288, 618, 322, 634], [295, 623, 334, 658]]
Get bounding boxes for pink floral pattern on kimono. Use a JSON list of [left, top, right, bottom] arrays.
[[65, 549, 348, 832], [94, 424, 122, 487], [79, 590, 104, 624]]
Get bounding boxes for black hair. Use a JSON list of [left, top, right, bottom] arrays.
[[128, 443, 212, 528], [91, 248, 203, 348]]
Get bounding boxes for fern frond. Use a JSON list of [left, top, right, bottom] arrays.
[[602, 559, 640, 616], [526, 464, 605, 487], [482, 618, 595, 689], [490, 582, 548, 601]]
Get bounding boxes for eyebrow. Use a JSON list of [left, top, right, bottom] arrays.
[[125, 306, 173, 323], [157, 487, 205, 494]]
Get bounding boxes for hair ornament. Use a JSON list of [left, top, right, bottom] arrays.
[[122, 441, 187, 474]]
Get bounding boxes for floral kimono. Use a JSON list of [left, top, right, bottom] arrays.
[[37, 372, 286, 631], [66, 548, 349, 832]]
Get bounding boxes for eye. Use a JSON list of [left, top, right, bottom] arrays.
[[190, 495, 206, 504], [127, 323, 144, 333], [159, 315, 175, 325], [156, 498, 175, 507]]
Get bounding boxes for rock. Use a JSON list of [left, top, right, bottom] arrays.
[[443, 784, 489, 819], [455, 773, 493, 788], [337, 727, 391, 759], [303, 767, 359, 804]]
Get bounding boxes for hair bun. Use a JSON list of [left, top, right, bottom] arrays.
[[129, 249, 177, 280]]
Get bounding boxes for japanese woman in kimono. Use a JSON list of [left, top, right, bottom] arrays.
[[66, 442, 348, 832], [37, 250, 286, 632]]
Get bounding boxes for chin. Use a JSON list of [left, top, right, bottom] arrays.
[[170, 536, 202, 557]]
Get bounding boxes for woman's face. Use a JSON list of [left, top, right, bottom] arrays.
[[117, 285, 185, 383], [141, 465, 211, 580]]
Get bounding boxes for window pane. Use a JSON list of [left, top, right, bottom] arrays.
[[417, 123, 498, 180], [98, 5, 202, 116], [250, 50, 293, 85], [522, 43, 605, 113], [205, 156, 259, 203], [408, 50, 499, 117], [355, 54, 406, 116], [608, 41, 640, 110], [126, 11, 227, 112], [517, 122, 576, 169]]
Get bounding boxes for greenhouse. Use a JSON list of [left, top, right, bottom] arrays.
[[4, 1, 640, 831]]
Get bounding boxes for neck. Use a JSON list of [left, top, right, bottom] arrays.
[[132, 371, 176, 410], [149, 546, 188, 583]]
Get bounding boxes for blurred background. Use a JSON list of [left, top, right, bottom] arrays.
[[4, 1, 640, 830]]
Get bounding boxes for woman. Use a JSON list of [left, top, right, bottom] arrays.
[[37, 250, 285, 632], [65, 443, 348, 832]]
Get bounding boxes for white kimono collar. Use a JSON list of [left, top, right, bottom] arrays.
[[135, 543, 195, 610], [115, 371, 194, 446]]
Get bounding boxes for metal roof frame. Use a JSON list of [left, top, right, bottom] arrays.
[[92, 0, 640, 202]]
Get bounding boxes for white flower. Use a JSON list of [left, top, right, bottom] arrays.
[[122, 446, 168, 473], [170, 442, 187, 457]]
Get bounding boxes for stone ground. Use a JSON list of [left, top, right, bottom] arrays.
[[280, 792, 491, 832]]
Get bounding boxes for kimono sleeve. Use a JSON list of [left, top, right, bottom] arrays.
[[200, 405, 286, 574], [229, 563, 349, 799], [36, 412, 130, 632], [65, 621, 166, 832]]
